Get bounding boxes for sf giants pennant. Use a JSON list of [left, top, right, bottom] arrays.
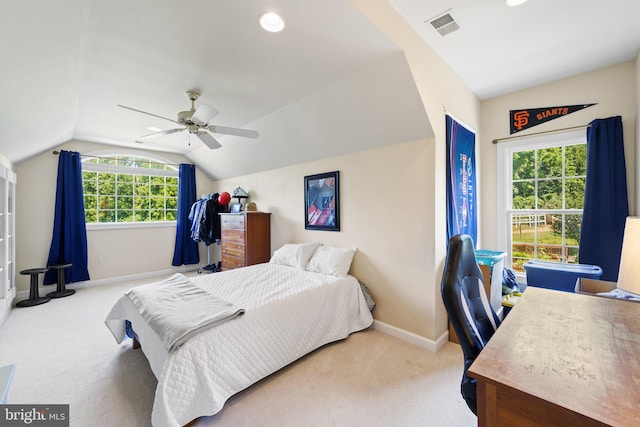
[[510, 104, 596, 134]]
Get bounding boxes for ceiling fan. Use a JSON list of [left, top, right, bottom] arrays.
[[118, 91, 259, 149]]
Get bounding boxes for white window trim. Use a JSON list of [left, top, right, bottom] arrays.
[[82, 149, 178, 166], [86, 221, 175, 231], [496, 129, 586, 280], [81, 151, 179, 229], [82, 162, 178, 177]]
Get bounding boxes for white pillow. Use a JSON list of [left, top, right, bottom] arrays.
[[306, 245, 357, 277], [269, 242, 321, 269]]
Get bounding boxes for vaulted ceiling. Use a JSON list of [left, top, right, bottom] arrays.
[[391, 0, 640, 100], [1, 1, 638, 180]]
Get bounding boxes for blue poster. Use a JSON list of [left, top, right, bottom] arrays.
[[446, 115, 477, 246]]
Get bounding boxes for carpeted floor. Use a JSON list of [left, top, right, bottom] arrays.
[[0, 274, 476, 427]]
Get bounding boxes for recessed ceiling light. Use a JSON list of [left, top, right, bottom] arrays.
[[506, 0, 528, 6], [259, 12, 285, 33], [147, 126, 162, 132]]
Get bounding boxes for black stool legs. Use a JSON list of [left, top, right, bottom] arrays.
[[16, 268, 50, 307], [47, 263, 75, 298]]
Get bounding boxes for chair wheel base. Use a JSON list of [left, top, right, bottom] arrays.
[[47, 289, 76, 298], [16, 297, 51, 307]]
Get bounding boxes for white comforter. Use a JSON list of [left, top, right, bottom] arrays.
[[105, 263, 373, 427]]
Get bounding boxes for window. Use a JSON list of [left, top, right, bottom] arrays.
[[82, 154, 178, 225], [497, 129, 587, 273]]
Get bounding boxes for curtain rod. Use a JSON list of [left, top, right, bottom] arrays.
[[492, 124, 590, 144], [51, 150, 183, 167]]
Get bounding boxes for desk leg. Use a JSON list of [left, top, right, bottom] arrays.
[[476, 381, 498, 427]]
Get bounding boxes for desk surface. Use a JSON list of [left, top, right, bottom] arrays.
[[469, 286, 640, 426]]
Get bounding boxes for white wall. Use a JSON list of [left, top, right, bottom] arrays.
[[13, 140, 210, 292], [210, 139, 436, 338], [480, 61, 638, 251], [349, 0, 480, 340]]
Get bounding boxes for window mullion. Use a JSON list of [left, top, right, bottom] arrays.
[[115, 173, 119, 223]]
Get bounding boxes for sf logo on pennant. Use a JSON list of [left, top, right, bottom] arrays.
[[513, 111, 529, 131]]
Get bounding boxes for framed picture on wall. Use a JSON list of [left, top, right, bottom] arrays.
[[304, 171, 340, 231]]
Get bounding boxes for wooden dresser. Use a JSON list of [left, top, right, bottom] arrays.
[[220, 212, 271, 271]]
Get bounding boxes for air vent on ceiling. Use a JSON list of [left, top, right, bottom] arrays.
[[428, 12, 460, 37]]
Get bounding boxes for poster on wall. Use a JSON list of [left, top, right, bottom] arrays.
[[446, 115, 477, 247], [510, 103, 596, 134], [304, 171, 340, 231]]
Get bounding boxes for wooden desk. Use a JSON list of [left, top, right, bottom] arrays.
[[468, 286, 640, 427]]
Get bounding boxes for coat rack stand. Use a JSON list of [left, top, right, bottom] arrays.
[[198, 241, 221, 274]]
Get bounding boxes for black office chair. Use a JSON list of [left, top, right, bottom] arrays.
[[441, 234, 501, 415]]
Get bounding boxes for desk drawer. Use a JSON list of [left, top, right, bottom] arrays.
[[221, 214, 245, 230]]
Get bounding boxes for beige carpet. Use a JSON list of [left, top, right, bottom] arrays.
[[0, 274, 476, 427]]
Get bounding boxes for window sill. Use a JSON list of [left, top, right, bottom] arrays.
[[86, 221, 176, 231]]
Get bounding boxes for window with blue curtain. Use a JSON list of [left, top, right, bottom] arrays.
[[44, 150, 90, 285]]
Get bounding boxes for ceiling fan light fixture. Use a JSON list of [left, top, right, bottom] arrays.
[[506, 0, 528, 6], [119, 92, 259, 150], [259, 12, 285, 33]]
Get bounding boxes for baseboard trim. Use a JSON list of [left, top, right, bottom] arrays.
[[15, 266, 200, 300], [372, 320, 450, 353]]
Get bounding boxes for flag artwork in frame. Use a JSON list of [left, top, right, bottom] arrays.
[[304, 171, 339, 231]]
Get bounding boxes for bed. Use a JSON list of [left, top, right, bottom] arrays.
[[105, 243, 373, 427]]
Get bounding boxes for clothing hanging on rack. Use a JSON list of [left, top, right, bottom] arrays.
[[200, 196, 225, 245], [189, 193, 226, 273], [189, 193, 224, 244]]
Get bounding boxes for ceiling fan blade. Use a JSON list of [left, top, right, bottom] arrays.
[[191, 104, 219, 125], [118, 104, 179, 124], [139, 128, 184, 139], [196, 131, 222, 149], [208, 125, 259, 139]]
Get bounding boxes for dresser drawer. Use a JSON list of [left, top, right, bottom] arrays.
[[222, 254, 245, 270], [222, 242, 245, 258], [222, 229, 245, 243], [221, 214, 245, 230]]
